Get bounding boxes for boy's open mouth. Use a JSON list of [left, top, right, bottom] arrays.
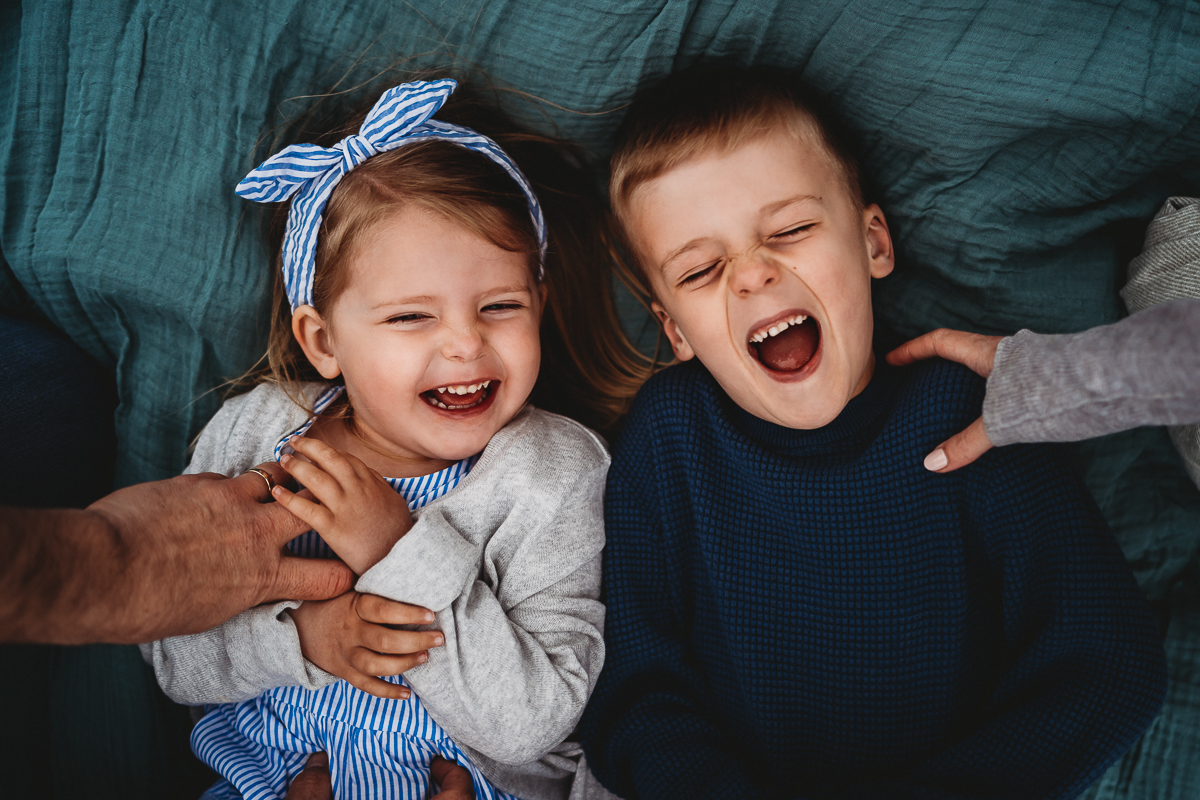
[[748, 314, 821, 372], [421, 380, 496, 411]]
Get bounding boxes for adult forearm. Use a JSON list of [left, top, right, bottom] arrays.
[[0, 506, 129, 643], [0, 467, 353, 646], [983, 299, 1200, 445]]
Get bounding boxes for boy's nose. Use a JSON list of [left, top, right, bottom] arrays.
[[441, 324, 486, 362], [728, 254, 780, 296]]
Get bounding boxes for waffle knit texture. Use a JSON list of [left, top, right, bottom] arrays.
[[579, 358, 1167, 800]]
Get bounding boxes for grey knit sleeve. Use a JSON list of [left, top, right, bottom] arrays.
[[1122, 196, 1200, 487], [982, 299, 1200, 448], [982, 198, 1200, 491], [140, 384, 337, 703], [357, 411, 608, 773]]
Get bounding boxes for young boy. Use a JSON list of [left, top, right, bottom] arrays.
[[578, 68, 1167, 800]]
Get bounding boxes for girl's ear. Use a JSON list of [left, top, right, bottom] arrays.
[[863, 203, 895, 279], [292, 306, 342, 380], [652, 301, 695, 362]]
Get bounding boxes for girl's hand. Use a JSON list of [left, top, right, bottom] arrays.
[[273, 436, 413, 574], [886, 328, 1003, 472], [291, 591, 444, 700], [430, 756, 475, 800]]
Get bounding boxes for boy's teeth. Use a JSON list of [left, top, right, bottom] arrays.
[[751, 315, 807, 344]]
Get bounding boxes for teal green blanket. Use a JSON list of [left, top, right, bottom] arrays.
[[2, 1, 1199, 797]]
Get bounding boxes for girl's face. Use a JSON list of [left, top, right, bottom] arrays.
[[295, 205, 543, 473]]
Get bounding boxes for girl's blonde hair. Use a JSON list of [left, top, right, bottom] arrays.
[[255, 79, 653, 436]]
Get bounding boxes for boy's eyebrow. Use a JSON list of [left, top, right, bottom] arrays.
[[657, 195, 825, 274], [762, 194, 824, 215]]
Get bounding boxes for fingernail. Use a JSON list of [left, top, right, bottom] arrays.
[[281, 454, 293, 464], [924, 448, 948, 471], [418, 651, 429, 663], [399, 689, 411, 699], [271, 486, 283, 498], [424, 611, 434, 622], [432, 634, 444, 647]]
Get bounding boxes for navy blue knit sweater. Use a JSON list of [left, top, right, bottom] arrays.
[[579, 358, 1166, 800]]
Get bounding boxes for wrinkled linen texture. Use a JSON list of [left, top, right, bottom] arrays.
[[3, 1, 1200, 797]]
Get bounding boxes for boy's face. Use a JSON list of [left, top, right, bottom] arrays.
[[627, 127, 894, 429]]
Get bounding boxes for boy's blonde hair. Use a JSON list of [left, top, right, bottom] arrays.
[[610, 67, 865, 268]]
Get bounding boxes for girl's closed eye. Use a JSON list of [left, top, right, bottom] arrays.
[[482, 301, 527, 313], [386, 312, 433, 325], [678, 260, 721, 287]]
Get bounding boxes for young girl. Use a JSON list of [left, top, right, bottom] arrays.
[[142, 78, 646, 800]]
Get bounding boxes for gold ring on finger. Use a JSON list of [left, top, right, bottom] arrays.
[[245, 467, 275, 497]]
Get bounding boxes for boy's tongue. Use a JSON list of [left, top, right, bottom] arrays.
[[756, 320, 819, 372]]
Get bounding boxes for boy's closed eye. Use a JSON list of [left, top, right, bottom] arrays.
[[769, 222, 817, 241]]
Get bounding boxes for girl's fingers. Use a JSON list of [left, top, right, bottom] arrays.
[[351, 648, 430, 678], [280, 456, 344, 505], [365, 627, 445, 657], [288, 436, 368, 485], [344, 672, 413, 701], [354, 593, 436, 626], [272, 484, 336, 532]]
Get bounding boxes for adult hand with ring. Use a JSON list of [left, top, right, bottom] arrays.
[[245, 467, 276, 499], [1, 460, 354, 644]]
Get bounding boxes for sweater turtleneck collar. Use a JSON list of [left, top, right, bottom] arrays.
[[717, 357, 903, 456]]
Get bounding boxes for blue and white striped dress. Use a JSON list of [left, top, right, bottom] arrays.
[[194, 386, 519, 800]]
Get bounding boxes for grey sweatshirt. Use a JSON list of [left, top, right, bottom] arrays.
[[982, 197, 1200, 488], [141, 383, 608, 800]]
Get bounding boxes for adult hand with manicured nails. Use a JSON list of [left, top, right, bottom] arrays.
[[886, 328, 1003, 472], [0, 460, 355, 644]]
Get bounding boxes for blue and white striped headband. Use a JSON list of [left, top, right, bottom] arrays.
[[236, 78, 547, 311]]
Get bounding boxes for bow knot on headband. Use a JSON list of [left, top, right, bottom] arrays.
[[339, 134, 379, 171], [236, 78, 547, 311]]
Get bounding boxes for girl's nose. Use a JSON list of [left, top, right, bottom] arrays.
[[441, 323, 486, 362], [728, 254, 780, 296]]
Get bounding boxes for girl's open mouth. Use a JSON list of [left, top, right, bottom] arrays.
[[421, 380, 497, 411], [748, 314, 821, 373]]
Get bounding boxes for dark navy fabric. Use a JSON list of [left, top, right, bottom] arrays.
[[0, 313, 210, 800], [0, 314, 116, 508], [580, 358, 1168, 800]]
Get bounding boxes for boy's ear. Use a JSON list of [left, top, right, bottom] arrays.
[[292, 306, 343, 380], [652, 301, 696, 361], [863, 203, 895, 279]]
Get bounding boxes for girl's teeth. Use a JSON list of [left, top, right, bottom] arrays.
[[434, 380, 492, 395]]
